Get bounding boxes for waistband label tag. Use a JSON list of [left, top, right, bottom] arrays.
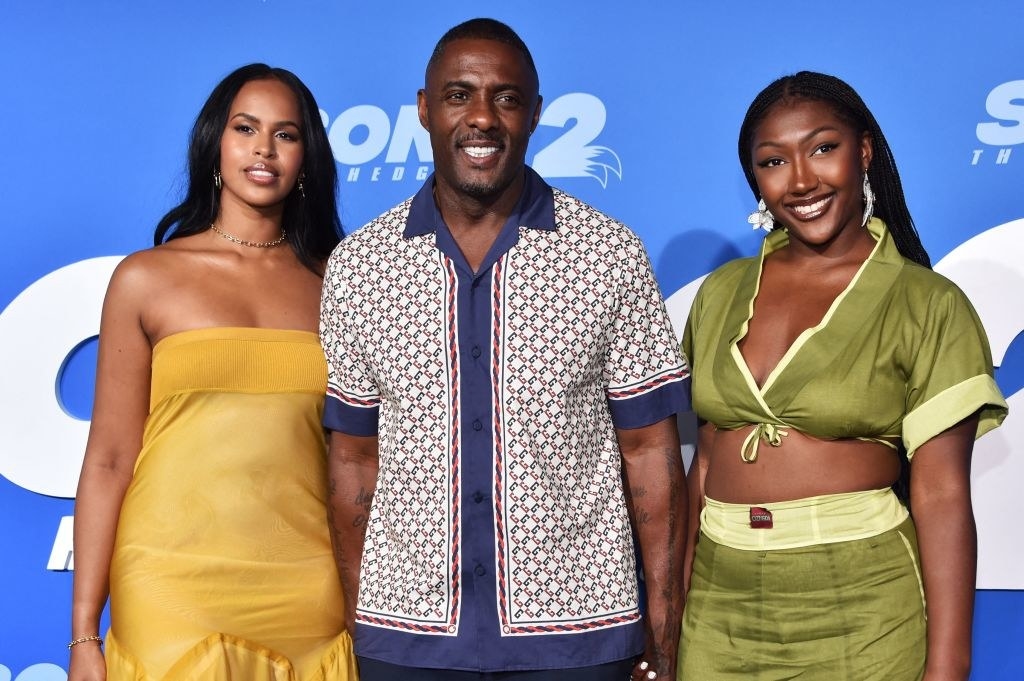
[[749, 506, 773, 529]]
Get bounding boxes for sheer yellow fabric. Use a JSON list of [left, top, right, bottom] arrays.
[[106, 327, 355, 680]]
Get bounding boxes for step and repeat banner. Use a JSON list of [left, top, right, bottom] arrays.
[[2, 1, 1022, 678]]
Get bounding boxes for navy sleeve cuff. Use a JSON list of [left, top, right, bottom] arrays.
[[323, 395, 380, 436], [608, 377, 690, 430]]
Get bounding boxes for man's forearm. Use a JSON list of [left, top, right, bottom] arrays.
[[327, 431, 380, 630], [631, 456, 686, 645], [619, 417, 688, 675]]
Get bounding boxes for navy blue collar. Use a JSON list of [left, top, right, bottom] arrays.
[[403, 166, 556, 239]]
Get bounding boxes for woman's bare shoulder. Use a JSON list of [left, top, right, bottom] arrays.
[[114, 236, 211, 279]]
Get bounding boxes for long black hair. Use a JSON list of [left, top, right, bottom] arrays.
[[154, 63, 342, 272], [737, 71, 930, 269]]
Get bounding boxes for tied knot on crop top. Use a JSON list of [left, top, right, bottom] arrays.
[[741, 422, 788, 463], [683, 218, 1007, 463]]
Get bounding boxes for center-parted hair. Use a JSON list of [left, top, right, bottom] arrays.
[[153, 63, 342, 273], [426, 18, 538, 90], [740, 71, 930, 505], [737, 71, 931, 269]]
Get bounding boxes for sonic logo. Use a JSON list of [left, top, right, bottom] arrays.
[[326, 104, 433, 182], [0, 257, 122, 500], [0, 663, 67, 681], [972, 79, 1024, 165], [531, 93, 623, 187], [322, 93, 621, 186], [933, 218, 1024, 589]]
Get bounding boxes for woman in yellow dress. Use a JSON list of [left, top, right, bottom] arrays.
[[69, 63, 356, 681]]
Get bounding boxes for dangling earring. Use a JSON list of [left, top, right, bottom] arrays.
[[861, 173, 875, 227], [297, 174, 306, 199], [213, 169, 222, 190], [747, 198, 775, 232]]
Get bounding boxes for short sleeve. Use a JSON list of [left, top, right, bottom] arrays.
[[319, 250, 381, 435], [604, 234, 690, 429], [681, 278, 706, 371], [902, 285, 1008, 457]]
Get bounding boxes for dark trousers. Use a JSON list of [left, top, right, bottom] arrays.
[[357, 657, 635, 681]]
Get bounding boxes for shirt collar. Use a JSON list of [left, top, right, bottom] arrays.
[[403, 166, 556, 239]]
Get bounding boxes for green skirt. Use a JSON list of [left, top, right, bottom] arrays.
[[678, 515, 926, 680]]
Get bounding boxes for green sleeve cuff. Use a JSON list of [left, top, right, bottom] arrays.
[[903, 374, 1008, 459]]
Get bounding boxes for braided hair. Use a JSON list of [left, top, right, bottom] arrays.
[[740, 72, 930, 503], [737, 71, 930, 268]]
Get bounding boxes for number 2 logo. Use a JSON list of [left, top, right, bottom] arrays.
[[531, 93, 623, 188]]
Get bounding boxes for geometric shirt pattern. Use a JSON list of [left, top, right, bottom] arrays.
[[320, 169, 689, 671]]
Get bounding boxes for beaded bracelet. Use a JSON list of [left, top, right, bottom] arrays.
[[68, 635, 103, 649]]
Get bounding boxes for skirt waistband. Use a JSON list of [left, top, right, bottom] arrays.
[[701, 488, 908, 551]]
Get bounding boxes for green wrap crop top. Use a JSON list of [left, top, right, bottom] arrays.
[[682, 218, 1007, 461]]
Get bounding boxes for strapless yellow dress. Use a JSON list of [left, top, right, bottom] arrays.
[[106, 327, 355, 680]]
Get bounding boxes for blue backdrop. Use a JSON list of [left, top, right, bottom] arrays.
[[2, 2, 1022, 679]]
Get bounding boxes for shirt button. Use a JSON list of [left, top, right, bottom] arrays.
[[471, 346, 481, 358], [473, 491, 484, 503], [475, 564, 486, 576], [472, 420, 482, 431]]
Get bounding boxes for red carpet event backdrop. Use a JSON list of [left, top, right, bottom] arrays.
[[2, 1, 1022, 678]]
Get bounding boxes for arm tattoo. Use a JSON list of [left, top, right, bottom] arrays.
[[352, 485, 374, 528], [327, 476, 346, 566], [630, 485, 652, 525]]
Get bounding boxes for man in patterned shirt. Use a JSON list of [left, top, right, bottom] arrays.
[[320, 17, 689, 681]]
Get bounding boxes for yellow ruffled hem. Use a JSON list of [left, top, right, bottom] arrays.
[[105, 629, 356, 681]]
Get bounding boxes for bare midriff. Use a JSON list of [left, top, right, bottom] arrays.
[[702, 424, 900, 504]]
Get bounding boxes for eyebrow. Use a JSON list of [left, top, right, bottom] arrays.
[[230, 112, 301, 129], [755, 125, 841, 150], [442, 79, 525, 94]]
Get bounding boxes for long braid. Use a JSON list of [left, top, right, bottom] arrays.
[[737, 71, 931, 268], [737, 71, 928, 506]]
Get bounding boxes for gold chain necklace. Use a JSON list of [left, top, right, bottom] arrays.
[[209, 222, 287, 248]]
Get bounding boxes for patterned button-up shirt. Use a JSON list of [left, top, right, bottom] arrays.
[[320, 168, 689, 672]]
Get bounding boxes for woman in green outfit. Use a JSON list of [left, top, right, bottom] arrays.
[[678, 71, 1007, 681]]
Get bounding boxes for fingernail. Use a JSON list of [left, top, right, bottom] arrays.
[[639, 661, 649, 670], [647, 672, 657, 680]]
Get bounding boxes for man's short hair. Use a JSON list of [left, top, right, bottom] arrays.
[[425, 17, 538, 86]]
